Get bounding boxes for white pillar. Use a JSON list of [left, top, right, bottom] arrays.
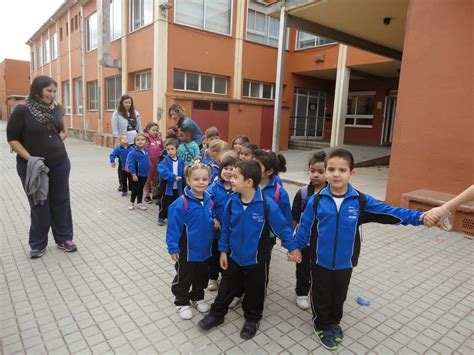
[[330, 44, 350, 147], [272, 5, 288, 153], [121, 0, 127, 94], [232, 0, 246, 100]]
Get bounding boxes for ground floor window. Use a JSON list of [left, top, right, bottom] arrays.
[[291, 88, 326, 139], [346, 91, 375, 127]]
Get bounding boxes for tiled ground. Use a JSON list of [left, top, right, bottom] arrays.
[[1, 123, 473, 354]]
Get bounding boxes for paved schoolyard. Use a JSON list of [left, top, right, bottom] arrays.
[[1, 124, 473, 354]]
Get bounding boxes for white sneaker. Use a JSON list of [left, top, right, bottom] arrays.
[[207, 279, 218, 291], [137, 203, 147, 210], [128, 202, 135, 210], [191, 300, 210, 313], [229, 297, 242, 309], [176, 305, 193, 320], [296, 295, 310, 310]]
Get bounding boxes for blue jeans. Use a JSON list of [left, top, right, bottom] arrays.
[[17, 157, 73, 250]]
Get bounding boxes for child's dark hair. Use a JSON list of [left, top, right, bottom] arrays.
[[241, 142, 258, 155], [325, 148, 355, 170], [309, 150, 327, 166], [219, 155, 238, 180], [254, 149, 287, 176], [205, 126, 220, 140], [235, 160, 261, 187], [231, 135, 250, 148], [181, 126, 193, 137], [144, 122, 159, 133], [165, 138, 178, 148], [166, 126, 178, 139]]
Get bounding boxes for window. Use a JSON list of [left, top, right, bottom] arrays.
[[43, 39, 51, 64], [247, 7, 279, 47], [345, 92, 375, 127], [60, 27, 63, 41], [37, 43, 43, 67], [63, 81, 71, 115], [87, 81, 99, 111], [175, 0, 232, 35], [110, 0, 122, 40], [66, 22, 68, 36], [130, 0, 153, 32], [135, 71, 151, 91], [30, 52, 35, 70], [74, 78, 83, 115], [173, 70, 227, 95], [243, 80, 275, 100], [51, 33, 58, 60], [75, 15, 79, 30], [106, 76, 122, 110], [296, 31, 336, 50], [86, 12, 98, 51]]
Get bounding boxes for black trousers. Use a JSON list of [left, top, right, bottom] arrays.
[[117, 160, 123, 187], [295, 246, 311, 296], [17, 158, 73, 250], [130, 176, 147, 203], [209, 259, 268, 322], [311, 264, 352, 330], [159, 189, 179, 219], [120, 170, 132, 193], [208, 239, 222, 280], [171, 257, 209, 306]]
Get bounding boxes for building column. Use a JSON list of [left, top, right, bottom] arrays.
[[330, 44, 350, 147], [232, 0, 246, 100], [80, 6, 87, 134], [56, 20, 62, 104], [121, 0, 127, 94], [67, 8, 73, 128]]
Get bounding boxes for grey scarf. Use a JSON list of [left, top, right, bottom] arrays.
[[25, 99, 55, 125]]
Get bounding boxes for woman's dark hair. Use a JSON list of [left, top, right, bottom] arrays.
[[168, 103, 185, 119], [118, 95, 136, 119], [235, 160, 261, 187], [28, 75, 57, 102], [309, 151, 327, 166], [254, 149, 287, 176], [219, 155, 238, 180]]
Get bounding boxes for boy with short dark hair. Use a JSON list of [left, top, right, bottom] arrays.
[[295, 148, 425, 351], [198, 160, 302, 340]]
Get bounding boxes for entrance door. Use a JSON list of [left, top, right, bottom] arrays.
[[291, 88, 326, 139], [192, 101, 230, 141], [382, 90, 397, 144]]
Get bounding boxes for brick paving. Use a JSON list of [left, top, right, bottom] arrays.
[[1, 122, 473, 354]]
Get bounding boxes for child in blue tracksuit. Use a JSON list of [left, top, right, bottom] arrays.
[[295, 149, 425, 351], [157, 138, 184, 225], [198, 160, 302, 340], [166, 163, 215, 320], [109, 134, 133, 196], [126, 134, 150, 210], [206, 155, 238, 291]]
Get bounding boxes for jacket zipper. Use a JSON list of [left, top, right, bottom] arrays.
[[332, 204, 340, 270]]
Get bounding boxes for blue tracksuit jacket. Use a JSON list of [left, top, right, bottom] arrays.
[[158, 155, 184, 196], [295, 184, 424, 270], [126, 147, 150, 177], [219, 187, 298, 267], [262, 176, 293, 227], [166, 187, 215, 262], [207, 179, 234, 239], [109, 145, 132, 168]]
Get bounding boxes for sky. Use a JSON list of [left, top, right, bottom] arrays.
[[0, 0, 64, 62]]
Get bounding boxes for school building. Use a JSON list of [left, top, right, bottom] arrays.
[[0, 59, 30, 121]]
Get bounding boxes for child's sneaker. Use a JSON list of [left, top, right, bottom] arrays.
[[121, 191, 128, 196], [331, 324, 344, 343], [30, 247, 46, 259], [128, 202, 135, 210], [137, 203, 147, 210], [207, 279, 218, 291], [144, 196, 153, 204], [314, 327, 338, 351], [198, 314, 224, 330], [157, 218, 166, 226], [176, 306, 193, 320], [191, 300, 210, 313], [57, 240, 77, 252], [296, 295, 310, 310], [229, 296, 242, 309]]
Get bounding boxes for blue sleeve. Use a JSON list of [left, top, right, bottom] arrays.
[[166, 198, 185, 254], [278, 188, 294, 227], [109, 147, 119, 163], [158, 161, 176, 182], [362, 194, 424, 226], [218, 200, 231, 253], [267, 199, 298, 251], [127, 151, 136, 174], [294, 195, 316, 249]]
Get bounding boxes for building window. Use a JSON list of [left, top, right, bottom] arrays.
[[174, 0, 232, 35], [345, 92, 375, 127], [247, 6, 280, 47], [173, 70, 227, 95], [43, 39, 51, 64], [130, 0, 153, 32], [106, 76, 122, 110], [37, 43, 43, 67], [63, 81, 71, 115], [111, 0, 122, 40], [86, 12, 98, 51], [51, 33, 58, 60], [66, 22, 69, 36], [243, 80, 275, 100], [296, 31, 336, 50], [74, 78, 83, 115], [135, 71, 151, 91], [30, 52, 35, 70], [60, 27, 63, 41], [87, 81, 99, 111], [75, 15, 79, 30]]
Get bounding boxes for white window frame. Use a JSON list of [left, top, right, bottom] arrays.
[[43, 38, 51, 64], [295, 30, 336, 50], [174, 0, 233, 36], [110, 0, 122, 41], [74, 78, 83, 116], [345, 91, 376, 128], [134, 71, 151, 91], [37, 43, 43, 67], [243, 79, 275, 100], [246, 4, 289, 49], [106, 76, 122, 110], [173, 70, 227, 95], [63, 81, 71, 115], [87, 80, 99, 111], [130, 0, 153, 32], [51, 32, 58, 60], [86, 12, 98, 52]]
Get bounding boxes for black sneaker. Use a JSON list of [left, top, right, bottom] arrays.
[[240, 320, 259, 340], [145, 196, 153, 204], [57, 240, 78, 252], [117, 185, 123, 192], [197, 314, 224, 331], [157, 218, 166, 226], [331, 324, 343, 343], [30, 247, 46, 259], [314, 327, 338, 351]]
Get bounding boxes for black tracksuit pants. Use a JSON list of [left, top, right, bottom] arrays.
[[311, 264, 352, 330], [120, 170, 132, 193], [159, 189, 179, 220], [130, 176, 147, 203], [295, 246, 311, 296], [171, 257, 208, 306], [208, 239, 222, 280], [209, 259, 268, 322]]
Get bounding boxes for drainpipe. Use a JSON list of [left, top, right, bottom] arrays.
[[97, 0, 121, 69], [121, 0, 127, 94], [80, 6, 87, 139], [68, 8, 73, 128]]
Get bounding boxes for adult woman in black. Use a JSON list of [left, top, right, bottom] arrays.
[[7, 76, 76, 258]]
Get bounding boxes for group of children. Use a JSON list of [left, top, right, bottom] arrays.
[[110, 122, 431, 350]]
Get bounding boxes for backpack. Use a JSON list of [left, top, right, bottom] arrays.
[[273, 182, 281, 203], [124, 150, 139, 173], [182, 194, 214, 213], [226, 193, 269, 221], [312, 189, 366, 226]]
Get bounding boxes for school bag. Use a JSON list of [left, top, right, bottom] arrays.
[[182, 194, 214, 213], [124, 149, 139, 174]]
